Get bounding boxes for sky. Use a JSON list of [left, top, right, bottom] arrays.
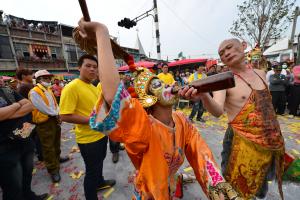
[[2, 0, 300, 60]]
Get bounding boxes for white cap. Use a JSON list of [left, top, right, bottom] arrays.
[[35, 70, 53, 79]]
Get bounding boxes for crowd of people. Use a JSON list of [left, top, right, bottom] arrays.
[[0, 19, 300, 200]]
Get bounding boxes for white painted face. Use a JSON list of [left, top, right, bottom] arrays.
[[149, 78, 178, 106]]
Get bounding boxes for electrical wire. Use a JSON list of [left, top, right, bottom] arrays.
[[159, 0, 217, 46]]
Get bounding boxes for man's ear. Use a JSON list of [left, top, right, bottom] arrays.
[[242, 41, 247, 51]]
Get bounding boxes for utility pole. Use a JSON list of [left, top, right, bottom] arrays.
[[290, 6, 300, 64], [153, 0, 161, 60], [297, 34, 300, 65], [290, 6, 299, 48]]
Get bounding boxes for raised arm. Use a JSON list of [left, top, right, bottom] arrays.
[[77, 19, 120, 104], [179, 87, 226, 117]]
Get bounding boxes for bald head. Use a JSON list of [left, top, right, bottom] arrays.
[[218, 38, 247, 68], [218, 38, 243, 53]]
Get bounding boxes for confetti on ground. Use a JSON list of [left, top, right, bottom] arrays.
[[288, 136, 294, 139], [32, 168, 37, 175], [296, 139, 300, 144], [70, 146, 80, 153], [62, 138, 71, 142], [46, 195, 54, 200], [70, 171, 84, 179], [183, 167, 193, 172], [103, 187, 115, 199], [291, 149, 300, 155]]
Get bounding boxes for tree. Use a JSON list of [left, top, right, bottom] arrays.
[[230, 0, 296, 49]]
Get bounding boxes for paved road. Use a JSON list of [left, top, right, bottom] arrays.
[[24, 111, 300, 199]]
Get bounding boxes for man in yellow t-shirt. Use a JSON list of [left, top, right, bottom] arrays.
[[188, 65, 207, 123], [59, 55, 115, 200], [157, 63, 175, 85]]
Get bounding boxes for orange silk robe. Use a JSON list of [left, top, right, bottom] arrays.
[[90, 83, 224, 200]]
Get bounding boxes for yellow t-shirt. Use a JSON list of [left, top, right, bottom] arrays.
[[59, 79, 105, 144], [188, 73, 206, 83], [157, 73, 175, 85]]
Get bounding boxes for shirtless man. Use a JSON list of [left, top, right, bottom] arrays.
[[180, 39, 285, 199]]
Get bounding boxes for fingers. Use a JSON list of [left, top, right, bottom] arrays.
[[184, 87, 195, 99], [178, 86, 188, 96], [178, 86, 197, 100], [191, 88, 198, 97], [78, 29, 87, 39]]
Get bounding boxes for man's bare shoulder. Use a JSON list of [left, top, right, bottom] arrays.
[[253, 69, 266, 80]]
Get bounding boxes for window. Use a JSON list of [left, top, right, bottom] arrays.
[[50, 47, 62, 59], [14, 43, 29, 58], [0, 36, 13, 59], [76, 47, 85, 58], [65, 44, 77, 62]]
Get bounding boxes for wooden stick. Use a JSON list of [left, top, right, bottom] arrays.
[[76, 0, 131, 61], [172, 71, 235, 94], [78, 0, 91, 21]]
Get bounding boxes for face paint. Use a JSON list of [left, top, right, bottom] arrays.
[[251, 55, 261, 63], [149, 78, 178, 106]]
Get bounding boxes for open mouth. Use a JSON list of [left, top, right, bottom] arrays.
[[163, 88, 174, 100]]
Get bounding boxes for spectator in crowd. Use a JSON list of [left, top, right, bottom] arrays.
[[174, 70, 184, 86], [16, 68, 43, 161], [207, 65, 218, 76], [16, 69, 34, 99], [29, 70, 69, 183], [0, 75, 48, 200], [188, 66, 207, 122], [8, 78, 18, 91], [216, 65, 223, 73], [157, 63, 175, 85], [266, 62, 287, 85], [269, 64, 288, 115], [51, 78, 63, 104], [289, 64, 300, 118], [60, 55, 115, 200], [284, 63, 294, 112]]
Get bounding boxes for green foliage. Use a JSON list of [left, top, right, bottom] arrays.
[[230, 0, 296, 49]]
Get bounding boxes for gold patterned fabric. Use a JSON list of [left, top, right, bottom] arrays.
[[225, 72, 285, 199]]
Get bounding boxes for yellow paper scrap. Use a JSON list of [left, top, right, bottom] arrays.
[[219, 140, 223, 144], [292, 149, 300, 155], [183, 167, 193, 172], [268, 181, 272, 184], [288, 136, 293, 139], [70, 171, 84, 179], [46, 195, 54, 200], [70, 146, 80, 153], [103, 187, 115, 199], [54, 183, 59, 187], [296, 139, 300, 144], [62, 138, 70, 142], [32, 168, 37, 175]]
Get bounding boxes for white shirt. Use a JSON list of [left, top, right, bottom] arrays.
[[30, 88, 59, 116]]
